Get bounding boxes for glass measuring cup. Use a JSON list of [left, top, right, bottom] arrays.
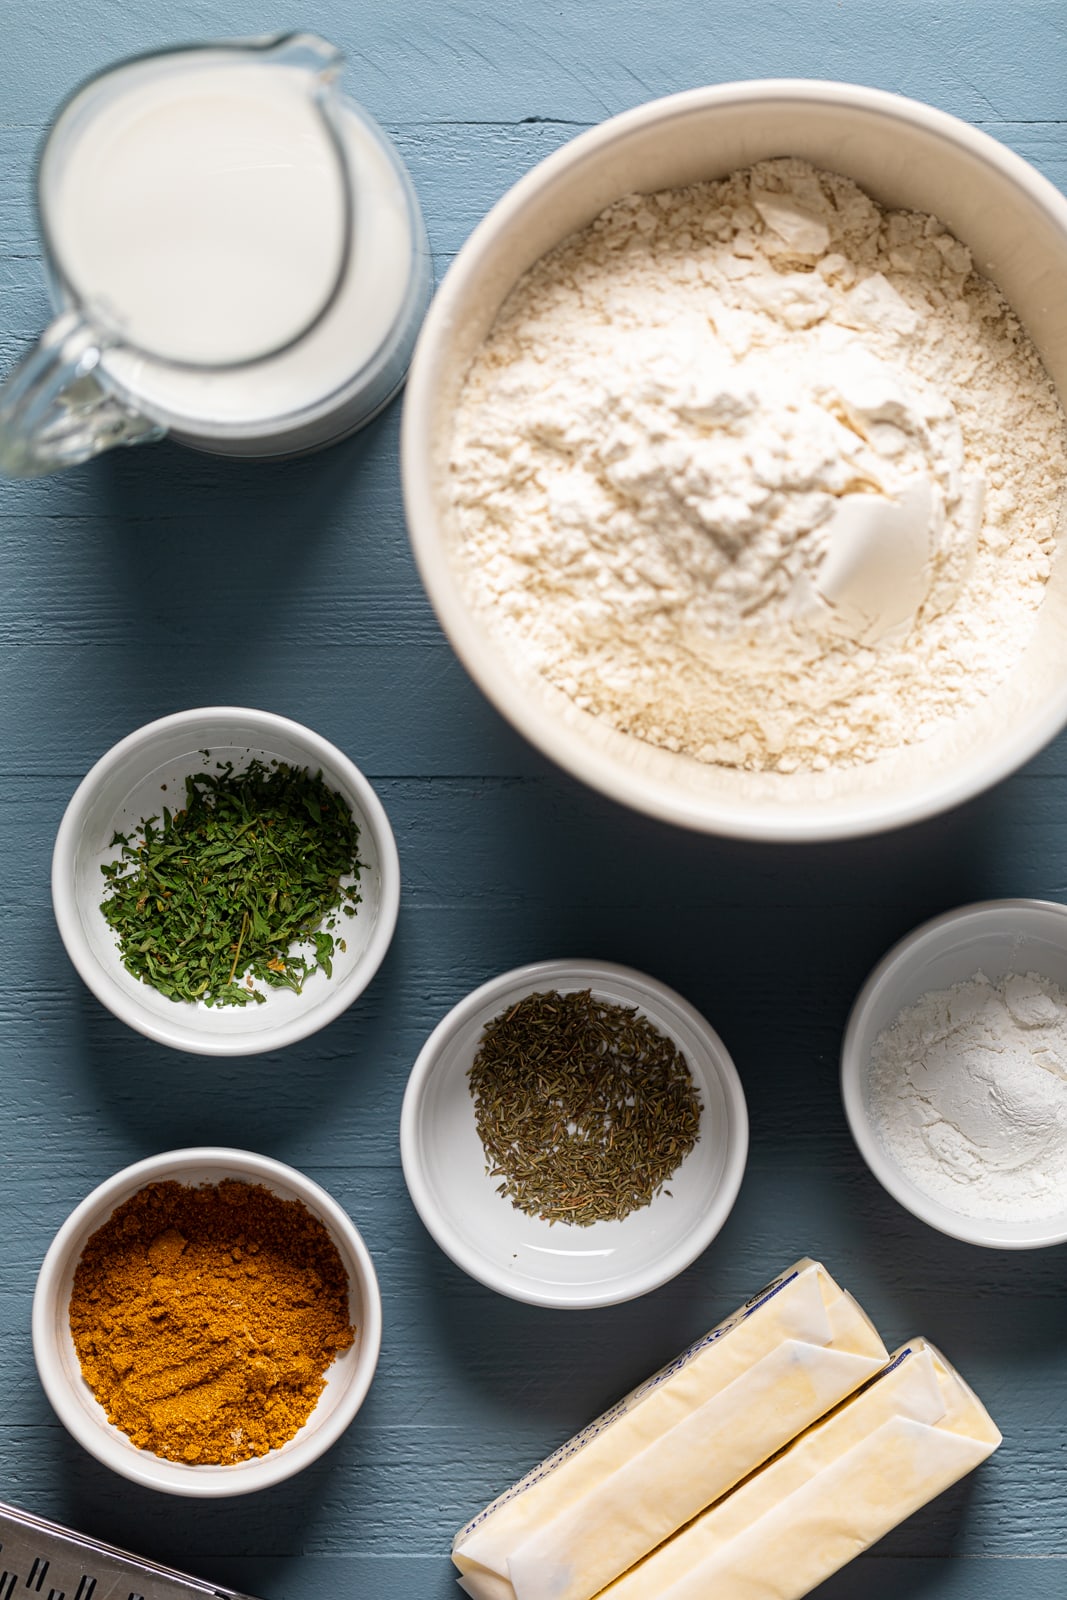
[[0, 33, 431, 476]]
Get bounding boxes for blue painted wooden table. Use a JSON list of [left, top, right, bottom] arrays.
[[2, 3, 1065, 1597]]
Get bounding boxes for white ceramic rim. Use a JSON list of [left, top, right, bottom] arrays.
[[399, 958, 749, 1308], [401, 78, 1067, 842], [31, 1147, 383, 1496], [841, 898, 1067, 1249], [50, 707, 401, 1056]]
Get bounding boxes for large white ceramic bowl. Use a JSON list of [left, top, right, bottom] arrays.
[[402, 80, 1067, 841], [841, 900, 1067, 1248], [32, 1147, 383, 1495], [52, 707, 400, 1055], [400, 959, 748, 1308]]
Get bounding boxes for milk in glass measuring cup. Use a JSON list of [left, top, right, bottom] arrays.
[[0, 33, 431, 476]]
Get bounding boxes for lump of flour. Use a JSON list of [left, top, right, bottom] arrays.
[[448, 159, 1067, 772]]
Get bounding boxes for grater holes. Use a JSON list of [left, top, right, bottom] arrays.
[[72, 1581, 94, 1600], [0, 1573, 14, 1600], [26, 1560, 48, 1593], [45, 1588, 64, 1600], [128, 1591, 145, 1600]]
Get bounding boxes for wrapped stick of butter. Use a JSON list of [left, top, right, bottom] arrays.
[[602, 1338, 1001, 1600], [453, 1259, 888, 1600]]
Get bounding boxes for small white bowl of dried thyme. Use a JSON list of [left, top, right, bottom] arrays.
[[400, 959, 748, 1308], [51, 707, 400, 1056]]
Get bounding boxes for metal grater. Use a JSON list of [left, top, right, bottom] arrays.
[[0, 1503, 259, 1600]]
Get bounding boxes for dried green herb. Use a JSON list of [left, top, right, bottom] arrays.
[[100, 758, 362, 1008], [468, 988, 702, 1226]]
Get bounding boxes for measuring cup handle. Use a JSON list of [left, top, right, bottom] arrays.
[[0, 310, 164, 478]]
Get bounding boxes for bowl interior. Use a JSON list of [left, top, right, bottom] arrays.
[[37, 1153, 378, 1493], [407, 84, 1067, 839], [60, 713, 388, 1048], [404, 962, 746, 1306], [845, 901, 1067, 1246]]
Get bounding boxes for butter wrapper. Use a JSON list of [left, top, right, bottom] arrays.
[[603, 1338, 1001, 1600], [453, 1258, 888, 1600]]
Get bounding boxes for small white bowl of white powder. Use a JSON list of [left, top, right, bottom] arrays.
[[842, 899, 1067, 1248]]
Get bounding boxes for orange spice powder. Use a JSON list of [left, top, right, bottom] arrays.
[[69, 1178, 355, 1464]]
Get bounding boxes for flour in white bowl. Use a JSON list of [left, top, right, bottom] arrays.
[[448, 158, 1067, 772], [867, 971, 1067, 1220]]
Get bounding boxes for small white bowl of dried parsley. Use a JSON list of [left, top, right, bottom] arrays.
[[52, 707, 400, 1055], [400, 959, 749, 1308]]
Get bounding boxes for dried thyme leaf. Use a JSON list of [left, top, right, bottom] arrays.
[[100, 758, 363, 1008], [468, 988, 702, 1225]]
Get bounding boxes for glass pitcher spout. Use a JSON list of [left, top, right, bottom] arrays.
[[259, 31, 346, 79], [232, 32, 349, 168]]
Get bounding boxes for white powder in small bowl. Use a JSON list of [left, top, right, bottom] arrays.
[[866, 971, 1067, 1221]]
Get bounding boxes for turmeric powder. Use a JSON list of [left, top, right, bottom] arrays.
[[69, 1178, 355, 1465]]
